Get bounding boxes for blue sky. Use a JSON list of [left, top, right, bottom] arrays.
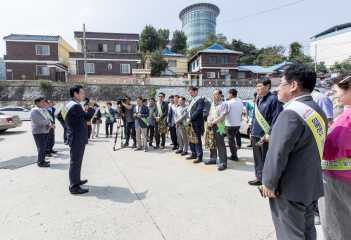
[[0, 0, 350, 59]]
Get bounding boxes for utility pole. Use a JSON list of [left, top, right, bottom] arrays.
[[314, 44, 317, 72], [83, 23, 88, 83]]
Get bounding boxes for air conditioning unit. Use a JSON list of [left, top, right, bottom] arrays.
[[108, 63, 112, 69]]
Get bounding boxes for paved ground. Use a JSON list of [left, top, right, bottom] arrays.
[[0, 121, 323, 240]]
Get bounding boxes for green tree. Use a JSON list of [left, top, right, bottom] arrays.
[[171, 30, 187, 54], [329, 57, 351, 72], [316, 61, 328, 74], [253, 45, 286, 66], [186, 33, 232, 57], [149, 49, 169, 77], [140, 25, 160, 53], [231, 39, 259, 65], [158, 28, 169, 50], [287, 41, 314, 68]]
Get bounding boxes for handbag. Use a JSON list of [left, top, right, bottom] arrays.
[[205, 127, 217, 149], [185, 124, 199, 144]]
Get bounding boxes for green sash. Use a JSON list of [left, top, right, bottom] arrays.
[[136, 105, 147, 125], [254, 102, 270, 135], [211, 101, 226, 135], [41, 109, 53, 122], [187, 99, 196, 112], [332, 99, 338, 109], [248, 100, 254, 107], [61, 100, 78, 120], [177, 106, 188, 126], [322, 158, 351, 170], [156, 102, 165, 122], [105, 108, 115, 122], [147, 106, 154, 122]]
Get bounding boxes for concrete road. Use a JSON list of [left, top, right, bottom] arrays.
[[0, 121, 323, 240]]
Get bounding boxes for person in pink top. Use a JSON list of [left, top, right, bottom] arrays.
[[319, 73, 351, 240]]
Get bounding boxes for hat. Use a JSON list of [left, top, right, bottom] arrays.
[[94, 103, 100, 107]]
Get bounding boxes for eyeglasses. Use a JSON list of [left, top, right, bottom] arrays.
[[158, 96, 164, 98], [278, 82, 290, 87]]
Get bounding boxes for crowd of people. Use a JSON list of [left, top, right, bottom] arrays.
[[29, 64, 350, 239]]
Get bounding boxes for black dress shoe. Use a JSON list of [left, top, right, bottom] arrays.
[[79, 179, 88, 185], [193, 158, 202, 164], [45, 160, 50, 164], [171, 146, 177, 150], [204, 160, 216, 165], [149, 143, 153, 147], [247, 144, 253, 147], [154, 146, 159, 149], [228, 156, 239, 161], [186, 155, 196, 160], [70, 187, 89, 194], [38, 163, 50, 168], [180, 152, 188, 156], [175, 150, 183, 154], [50, 150, 58, 154], [248, 179, 262, 186], [218, 164, 227, 171], [46, 153, 53, 157]]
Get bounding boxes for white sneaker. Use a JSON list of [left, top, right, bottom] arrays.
[[314, 215, 321, 225]]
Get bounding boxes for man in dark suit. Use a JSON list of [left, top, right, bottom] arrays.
[[262, 65, 327, 239], [133, 97, 149, 152], [46, 100, 57, 156], [62, 85, 95, 194], [56, 107, 68, 145], [186, 87, 204, 163], [154, 92, 168, 149]]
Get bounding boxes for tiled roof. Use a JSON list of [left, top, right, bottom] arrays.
[[74, 32, 139, 40], [162, 49, 186, 57], [311, 22, 351, 39], [238, 61, 294, 73], [161, 68, 176, 76], [199, 43, 242, 54], [3, 34, 60, 41]]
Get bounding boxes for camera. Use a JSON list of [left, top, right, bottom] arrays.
[[85, 97, 90, 103], [117, 98, 125, 105]]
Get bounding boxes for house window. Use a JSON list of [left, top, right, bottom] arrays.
[[98, 44, 108, 52], [207, 72, 215, 78], [120, 64, 130, 74], [196, 59, 199, 67], [221, 70, 229, 75], [209, 56, 217, 64], [115, 44, 130, 52], [108, 63, 112, 69], [36, 66, 50, 75], [36, 45, 50, 55], [169, 60, 177, 67], [86, 63, 95, 73], [221, 57, 229, 64], [238, 72, 246, 79]]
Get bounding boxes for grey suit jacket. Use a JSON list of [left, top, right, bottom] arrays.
[[175, 105, 188, 129], [262, 96, 327, 205], [153, 101, 168, 121], [30, 107, 51, 134]]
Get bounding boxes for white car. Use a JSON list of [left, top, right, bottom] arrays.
[[0, 106, 31, 120], [0, 112, 22, 132]]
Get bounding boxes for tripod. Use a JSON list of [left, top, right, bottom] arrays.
[[113, 113, 125, 151]]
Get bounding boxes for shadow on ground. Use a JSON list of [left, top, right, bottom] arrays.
[[0, 130, 27, 136], [80, 185, 148, 203], [0, 156, 36, 169], [50, 163, 70, 170]]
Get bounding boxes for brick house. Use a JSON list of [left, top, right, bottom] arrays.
[[67, 32, 145, 84], [3, 34, 76, 81]]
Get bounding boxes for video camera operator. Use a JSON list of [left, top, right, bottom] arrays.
[[117, 96, 136, 148]]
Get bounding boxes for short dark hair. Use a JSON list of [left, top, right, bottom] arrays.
[[158, 92, 165, 97], [254, 92, 257, 97], [174, 95, 179, 98], [282, 64, 316, 93], [70, 85, 83, 98], [34, 97, 44, 104], [272, 90, 278, 95], [256, 79, 271, 90], [180, 97, 186, 101], [136, 97, 143, 101], [125, 96, 131, 100], [331, 73, 351, 90], [142, 99, 147, 103], [169, 95, 174, 100], [228, 89, 237, 97], [149, 98, 156, 102], [44, 100, 49, 104], [214, 89, 222, 95], [188, 87, 198, 92], [107, 102, 112, 106], [84, 103, 89, 107]]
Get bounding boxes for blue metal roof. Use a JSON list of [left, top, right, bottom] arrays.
[[3, 34, 60, 41], [238, 62, 294, 73], [199, 43, 242, 54], [161, 68, 177, 76], [162, 49, 186, 57]]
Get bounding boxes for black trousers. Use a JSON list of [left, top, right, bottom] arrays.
[[87, 125, 92, 139], [69, 145, 86, 191], [226, 126, 240, 158], [45, 128, 55, 153], [210, 124, 227, 166], [236, 131, 242, 147], [189, 125, 203, 158], [169, 126, 178, 148], [105, 123, 114, 136], [148, 125, 155, 146], [63, 128, 67, 144], [155, 122, 166, 147], [270, 197, 317, 240], [33, 133, 47, 165], [252, 136, 269, 181]]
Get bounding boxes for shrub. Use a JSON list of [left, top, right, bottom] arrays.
[[38, 79, 52, 90], [0, 82, 5, 91]]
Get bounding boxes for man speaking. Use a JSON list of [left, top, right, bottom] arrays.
[[61, 85, 95, 194]]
